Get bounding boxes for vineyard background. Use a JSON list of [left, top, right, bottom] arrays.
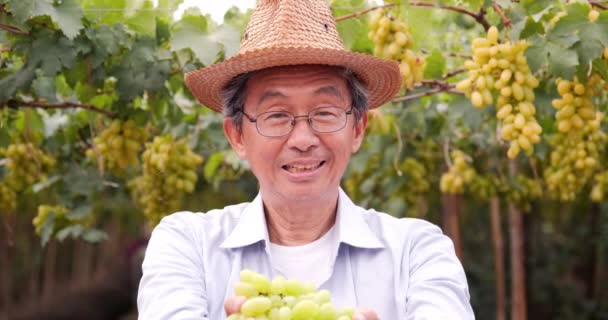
[[1, 0, 608, 319]]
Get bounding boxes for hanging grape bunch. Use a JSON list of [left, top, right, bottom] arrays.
[[0, 183, 17, 214], [551, 76, 601, 133], [505, 175, 543, 212], [457, 26, 542, 159], [440, 150, 476, 194], [32, 205, 69, 236], [368, 8, 425, 89], [544, 112, 606, 201], [227, 269, 354, 320], [129, 135, 203, 226], [2, 143, 56, 191], [86, 119, 148, 176], [400, 157, 430, 216], [468, 174, 499, 201], [591, 171, 608, 202]]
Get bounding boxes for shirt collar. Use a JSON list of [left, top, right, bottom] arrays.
[[220, 194, 268, 249], [335, 188, 385, 249], [219, 188, 384, 250]]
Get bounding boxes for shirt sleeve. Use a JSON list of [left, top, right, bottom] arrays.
[[404, 220, 475, 320], [137, 213, 209, 320]]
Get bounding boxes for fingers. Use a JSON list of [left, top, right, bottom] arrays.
[[224, 296, 247, 316], [353, 307, 380, 320]]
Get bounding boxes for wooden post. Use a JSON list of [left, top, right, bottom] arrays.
[[508, 161, 526, 320], [442, 194, 463, 261], [490, 196, 506, 320]]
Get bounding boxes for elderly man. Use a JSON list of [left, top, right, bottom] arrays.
[[137, 0, 475, 319]]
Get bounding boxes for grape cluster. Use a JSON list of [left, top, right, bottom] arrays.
[[591, 171, 608, 202], [468, 174, 498, 201], [544, 113, 606, 201], [129, 135, 203, 226], [457, 26, 542, 159], [2, 143, 56, 191], [32, 205, 69, 236], [86, 119, 147, 176], [368, 9, 424, 89], [440, 150, 476, 194], [505, 175, 543, 212], [400, 157, 430, 216], [551, 76, 601, 134], [0, 183, 17, 214], [227, 269, 354, 320], [589, 9, 600, 22]]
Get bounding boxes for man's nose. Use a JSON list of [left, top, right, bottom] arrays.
[[286, 116, 319, 151]]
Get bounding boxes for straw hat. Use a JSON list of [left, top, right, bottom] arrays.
[[184, 0, 402, 113]]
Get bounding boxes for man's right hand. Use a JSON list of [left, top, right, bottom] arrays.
[[224, 296, 380, 319]]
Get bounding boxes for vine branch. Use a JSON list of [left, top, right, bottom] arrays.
[[492, 2, 512, 28], [420, 48, 472, 60], [0, 23, 29, 36], [335, 2, 491, 30], [590, 1, 608, 10], [3, 99, 116, 118], [392, 80, 463, 103]]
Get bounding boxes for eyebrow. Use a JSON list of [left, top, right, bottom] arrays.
[[257, 90, 287, 105], [313, 86, 344, 101]]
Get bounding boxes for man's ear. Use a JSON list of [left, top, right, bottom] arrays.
[[224, 118, 247, 159], [351, 111, 368, 153]]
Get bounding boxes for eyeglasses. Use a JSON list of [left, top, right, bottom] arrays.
[[240, 106, 353, 137]]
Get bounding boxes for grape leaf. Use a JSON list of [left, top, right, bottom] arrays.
[[518, 17, 545, 39], [520, 0, 553, 16], [525, 35, 548, 72], [32, 74, 57, 102], [423, 50, 446, 79], [32, 0, 84, 39], [547, 42, 578, 79], [0, 64, 36, 102], [5, 0, 35, 23]]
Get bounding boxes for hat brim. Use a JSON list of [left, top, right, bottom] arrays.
[[184, 47, 402, 113]]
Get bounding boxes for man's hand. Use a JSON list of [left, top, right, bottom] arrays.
[[224, 296, 379, 319]]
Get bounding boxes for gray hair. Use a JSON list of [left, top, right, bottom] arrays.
[[221, 66, 369, 133]]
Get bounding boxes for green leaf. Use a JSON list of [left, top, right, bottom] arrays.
[[518, 17, 545, 39], [32, 0, 84, 39], [547, 42, 578, 79], [204, 151, 224, 181], [423, 50, 446, 79], [125, 0, 157, 36], [66, 205, 92, 220], [520, 0, 553, 16], [6, 0, 36, 23], [29, 34, 77, 76], [40, 212, 55, 247], [82, 229, 108, 243], [32, 74, 57, 102], [56, 224, 84, 242], [0, 65, 36, 102], [525, 35, 548, 72], [592, 59, 608, 81], [15, 109, 45, 139], [550, 3, 588, 38], [32, 175, 61, 193]]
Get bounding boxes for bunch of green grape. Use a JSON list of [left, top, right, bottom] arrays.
[[400, 157, 430, 216], [468, 174, 498, 201], [86, 119, 148, 176], [544, 113, 606, 201], [129, 135, 203, 226], [2, 143, 56, 191], [456, 26, 542, 159], [591, 171, 608, 202], [32, 205, 69, 236], [505, 175, 543, 212], [368, 8, 425, 89], [440, 150, 476, 194], [551, 76, 601, 134], [227, 269, 354, 320], [0, 183, 17, 214]]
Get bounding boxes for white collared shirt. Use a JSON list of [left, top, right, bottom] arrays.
[[137, 188, 475, 319]]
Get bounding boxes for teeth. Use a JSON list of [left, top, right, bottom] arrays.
[[286, 163, 321, 172]]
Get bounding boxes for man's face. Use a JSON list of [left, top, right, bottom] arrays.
[[224, 65, 367, 202]]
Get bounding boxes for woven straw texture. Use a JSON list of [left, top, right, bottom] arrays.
[[184, 0, 401, 113]]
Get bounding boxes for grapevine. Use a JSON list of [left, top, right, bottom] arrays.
[[368, 8, 425, 89], [129, 135, 203, 226], [86, 119, 148, 176], [32, 205, 70, 236], [227, 269, 354, 320], [457, 26, 542, 159], [2, 143, 56, 191], [440, 150, 476, 194], [400, 157, 430, 216]]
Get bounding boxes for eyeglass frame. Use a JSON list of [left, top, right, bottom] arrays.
[[239, 106, 354, 137]]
